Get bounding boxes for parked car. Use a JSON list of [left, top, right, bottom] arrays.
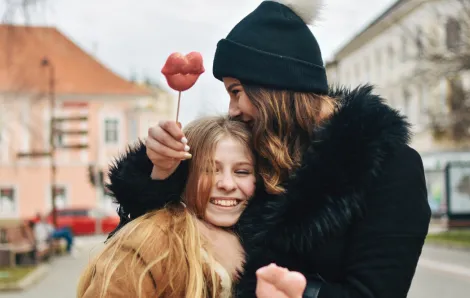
[[30, 207, 119, 236]]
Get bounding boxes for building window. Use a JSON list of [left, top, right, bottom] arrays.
[[53, 122, 64, 147], [364, 58, 370, 81], [401, 35, 408, 61], [0, 187, 17, 216], [375, 49, 381, 79], [403, 88, 412, 118], [446, 17, 461, 51], [104, 118, 119, 144], [388, 45, 395, 68], [50, 185, 67, 210], [416, 27, 424, 57]]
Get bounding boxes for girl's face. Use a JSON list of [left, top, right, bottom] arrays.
[[204, 137, 256, 227], [223, 77, 257, 125]]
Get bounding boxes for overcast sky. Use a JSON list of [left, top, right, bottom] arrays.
[[3, 0, 397, 124]]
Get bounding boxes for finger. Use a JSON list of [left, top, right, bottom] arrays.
[[146, 137, 191, 160], [159, 120, 186, 143], [257, 265, 305, 298], [276, 272, 306, 298], [256, 279, 283, 298], [149, 126, 188, 152], [256, 264, 283, 282]]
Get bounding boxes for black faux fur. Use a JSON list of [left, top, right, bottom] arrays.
[[106, 85, 412, 296], [106, 143, 189, 228], [233, 85, 411, 296]]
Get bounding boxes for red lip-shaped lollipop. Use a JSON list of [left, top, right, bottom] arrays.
[[161, 52, 205, 92]]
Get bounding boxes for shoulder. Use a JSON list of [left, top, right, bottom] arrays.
[[372, 145, 425, 192], [365, 145, 431, 228]]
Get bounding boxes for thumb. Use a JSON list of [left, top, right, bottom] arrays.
[[177, 122, 182, 129]]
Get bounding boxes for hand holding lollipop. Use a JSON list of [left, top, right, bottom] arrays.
[[146, 51, 205, 180]]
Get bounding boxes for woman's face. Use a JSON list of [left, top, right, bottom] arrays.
[[204, 136, 256, 227], [223, 77, 257, 124]]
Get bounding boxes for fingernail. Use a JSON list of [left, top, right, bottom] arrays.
[[181, 137, 188, 144], [184, 153, 192, 159], [184, 145, 190, 152]]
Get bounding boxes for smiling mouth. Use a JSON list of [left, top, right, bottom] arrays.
[[209, 198, 242, 207]]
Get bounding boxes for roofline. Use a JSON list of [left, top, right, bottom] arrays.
[[0, 24, 151, 96], [332, 0, 429, 60], [0, 24, 55, 30]]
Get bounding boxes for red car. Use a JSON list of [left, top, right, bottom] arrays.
[[31, 207, 120, 236]]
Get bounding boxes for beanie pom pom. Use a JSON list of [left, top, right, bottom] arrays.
[[272, 0, 323, 24]]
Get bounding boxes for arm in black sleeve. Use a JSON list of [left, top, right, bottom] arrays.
[[106, 141, 189, 239], [316, 147, 431, 298]]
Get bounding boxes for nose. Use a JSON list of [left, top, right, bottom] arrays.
[[228, 98, 241, 118], [217, 172, 236, 192]]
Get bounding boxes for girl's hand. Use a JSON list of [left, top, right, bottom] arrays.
[[146, 121, 191, 180], [256, 264, 307, 298]]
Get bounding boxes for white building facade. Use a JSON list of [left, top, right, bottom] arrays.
[[326, 0, 470, 171]]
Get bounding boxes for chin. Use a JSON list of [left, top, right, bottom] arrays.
[[206, 216, 240, 228]]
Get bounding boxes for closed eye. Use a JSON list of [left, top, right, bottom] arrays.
[[235, 170, 252, 175]]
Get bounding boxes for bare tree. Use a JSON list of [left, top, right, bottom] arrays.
[[401, 0, 470, 143], [0, 0, 52, 159], [1, 0, 48, 24]]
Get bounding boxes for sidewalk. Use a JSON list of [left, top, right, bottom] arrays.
[[418, 245, 470, 279], [0, 236, 105, 298]]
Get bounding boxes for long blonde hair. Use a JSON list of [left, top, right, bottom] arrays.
[[77, 116, 253, 298], [242, 85, 337, 194]]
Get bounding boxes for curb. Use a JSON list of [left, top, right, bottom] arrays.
[[0, 264, 50, 291]]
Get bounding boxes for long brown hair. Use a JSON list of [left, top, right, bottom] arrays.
[[242, 84, 337, 194], [77, 116, 253, 298]]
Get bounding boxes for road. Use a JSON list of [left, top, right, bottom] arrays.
[[408, 245, 470, 298], [0, 238, 468, 298]]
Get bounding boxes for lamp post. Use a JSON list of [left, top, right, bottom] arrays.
[[41, 57, 58, 228]]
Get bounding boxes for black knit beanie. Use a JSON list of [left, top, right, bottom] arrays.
[[213, 0, 328, 94]]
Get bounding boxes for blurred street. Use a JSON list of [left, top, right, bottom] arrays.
[[0, 237, 468, 298], [0, 236, 105, 298]]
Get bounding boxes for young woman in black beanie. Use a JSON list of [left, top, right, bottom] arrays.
[[107, 1, 431, 297]]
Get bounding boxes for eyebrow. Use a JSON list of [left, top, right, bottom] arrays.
[[227, 83, 241, 92], [214, 160, 253, 167]]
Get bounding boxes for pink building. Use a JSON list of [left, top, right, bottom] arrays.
[[0, 25, 176, 219]]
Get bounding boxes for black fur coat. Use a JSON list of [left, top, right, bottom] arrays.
[[107, 86, 431, 298]]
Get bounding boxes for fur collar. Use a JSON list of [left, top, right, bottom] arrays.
[[237, 85, 411, 254]]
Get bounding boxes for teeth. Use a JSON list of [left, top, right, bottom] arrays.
[[211, 199, 239, 207]]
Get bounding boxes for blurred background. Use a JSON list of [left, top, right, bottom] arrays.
[[0, 0, 469, 297]]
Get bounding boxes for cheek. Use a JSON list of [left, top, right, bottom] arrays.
[[239, 95, 256, 116], [238, 177, 256, 198]]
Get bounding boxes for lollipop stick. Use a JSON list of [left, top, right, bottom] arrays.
[[176, 91, 182, 123]]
